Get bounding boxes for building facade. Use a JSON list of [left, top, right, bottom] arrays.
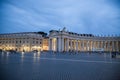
[[0, 32, 48, 52], [49, 28, 120, 52], [0, 28, 120, 52]]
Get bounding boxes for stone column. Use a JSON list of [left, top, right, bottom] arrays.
[[106, 41, 107, 51], [78, 40, 80, 51], [82, 40, 84, 51], [49, 38, 52, 51], [58, 37, 61, 52], [116, 41, 118, 52], [73, 40, 75, 51], [64, 39, 66, 51], [103, 41, 104, 50], [102, 41, 104, 51], [77, 40, 79, 51], [80, 40, 81, 51], [66, 38, 69, 52], [101, 41, 103, 51], [92, 41, 94, 51], [110, 41, 112, 51], [114, 41, 116, 51], [99, 41, 101, 49], [52, 38, 54, 51], [104, 41, 106, 51], [29, 38, 32, 51], [87, 41, 89, 51], [86, 41, 87, 51], [101, 41, 103, 49], [55, 38, 58, 51], [108, 41, 110, 51], [94, 41, 96, 51], [76, 40, 78, 52], [96, 41, 97, 50], [112, 41, 114, 51], [84, 41, 86, 51], [90, 41, 92, 51], [107, 41, 108, 51], [118, 41, 120, 52], [61, 37, 64, 51], [88, 41, 90, 51], [48, 38, 50, 51], [81, 40, 83, 51], [70, 39, 72, 51], [89, 41, 91, 51], [98, 41, 100, 49], [103, 41, 105, 51], [91, 41, 93, 51]]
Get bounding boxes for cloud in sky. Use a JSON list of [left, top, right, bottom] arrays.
[[0, 0, 120, 35]]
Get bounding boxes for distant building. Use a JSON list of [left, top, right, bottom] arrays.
[[49, 27, 120, 52], [0, 32, 47, 52], [0, 27, 120, 52]]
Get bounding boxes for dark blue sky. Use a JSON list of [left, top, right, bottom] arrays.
[[0, 0, 120, 35]]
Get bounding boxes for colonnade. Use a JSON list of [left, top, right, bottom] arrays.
[[49, 37, 120, 52]]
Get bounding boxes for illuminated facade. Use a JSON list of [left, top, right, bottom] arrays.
[[49, 27, 120, 52], [43, 37, 49, 51], [0, 28, 120, 52], [0, 32, 46, 52]]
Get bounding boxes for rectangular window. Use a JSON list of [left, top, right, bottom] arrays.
[[40, 42, 41, 44], [36, 41, 38, 44]]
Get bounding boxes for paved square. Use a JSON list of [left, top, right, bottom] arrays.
[[0, 52, 120, 80]]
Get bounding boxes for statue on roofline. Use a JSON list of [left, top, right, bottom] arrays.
[[62, 27, 66, 32]]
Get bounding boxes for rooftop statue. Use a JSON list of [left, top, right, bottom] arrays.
[[62, 27, 66, 32]]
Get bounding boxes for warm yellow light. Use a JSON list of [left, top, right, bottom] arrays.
[[52, 38, 56, 51]]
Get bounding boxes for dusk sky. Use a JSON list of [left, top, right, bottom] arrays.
[[0, 0, 120, 35]]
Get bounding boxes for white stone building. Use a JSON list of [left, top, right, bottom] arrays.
[[0, 28, 120, 52], [49, 28, 120, 52], [0, 32, 45, 52]]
